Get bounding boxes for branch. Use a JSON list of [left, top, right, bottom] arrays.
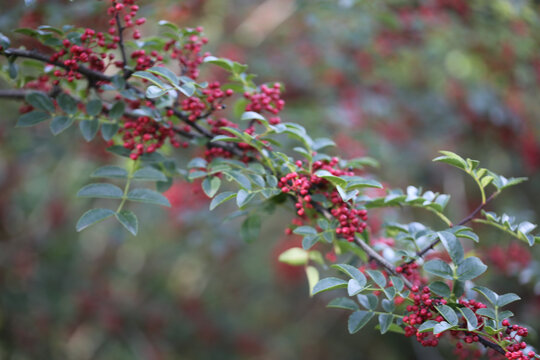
[[311, 201, 414, 289], [477, 335, 505, 355], [2, 48, 112, 84], [412, 192, 498, 260], [0, 88, 35, 99], [114, 13, 132, 79]]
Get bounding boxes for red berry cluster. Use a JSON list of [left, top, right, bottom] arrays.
[[501, 320, 537, 359], [130, 49, 162, 71], [106, 0, 145, 41], [50, 29, 109, 83], [485, 242, 531, 275], [119, 116, 180, 160], [244, 83, 285, 125], [181, 81, 234, 122], [166, 27, 209, 80], [403, 286, 446, 347], [278, 158, 370, 241], [203, 147, 233, 162], [396, 262, 419, 276]]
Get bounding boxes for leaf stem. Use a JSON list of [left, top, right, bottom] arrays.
[[116, 159, 138, 213]]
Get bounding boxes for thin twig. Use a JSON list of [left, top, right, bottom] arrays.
[[412, 192, 498, 261], [114, 13, 131, 79], [2, 48, 111, 84]]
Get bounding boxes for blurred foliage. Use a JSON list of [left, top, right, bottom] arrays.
[[0, 0, 539, 359]]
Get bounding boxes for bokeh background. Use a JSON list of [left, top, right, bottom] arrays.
[[1, 0, 540, 359]]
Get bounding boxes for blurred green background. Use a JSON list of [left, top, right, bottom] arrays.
[[1, 0, 540, 359]]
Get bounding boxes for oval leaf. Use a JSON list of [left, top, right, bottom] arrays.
[[76, 208, 115, 231]]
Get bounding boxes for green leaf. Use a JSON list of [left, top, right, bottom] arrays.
[[25, 92, 55, 113], [347, 279, 365, 296], [424, 259, 454, 280], [332, 264, 367, 287], [390, 276, 404, 293], [366, 270, 387, 289], [473, 286, 499, 305], [133, 167, 167, 182], [458, 307, 478, 331], [497, 293, 520, 307], [202, 176, 221, 198], [378, 314, 393, 334], [306, 266, 319, 297], [225, 171, 252, 190], [477, 308, 497, 320], [132, 71, 166, 87], [57, 93, 77, 114], [348, 311, 374, 334], [382, 299, 395, 313], [115, 210, 138, 235], [209, 191, 236, 210], [77, 183, 123, 199], [327, 297, 358, 311], [429, 281, 451, 298], [0, 32, 11, 48], [127, 188, 171, 207], [109, 101, 125, 119], [346, 178, 383, 190], [357, 294, 378, 310], [91, 166, 128, 179], [16, 111, 50, 127], [314, 170, 347, 188], [80, 118, 99, 142], [147, 66, 179, 86], [146, 85, 170, 98], [278, 247, 309, 266], [433, 151, 467, 170], [236, 189, 255, 208], [438, 231, 464, 264], [456, 229, 479, 243], [436, 305, 458, 326], [294, 226, 317, 236], [312, 277, 348, 295], [176, 82, 196, 97], [101, 123, 119, 141], [456, 257, 487, 281], [76, 208, 115, 231], [312, 138, 336, 151], [8, 61, 18, 79], [86, 99, 103, 116], [433, 321, 457, 335], [302, 234, 319, 250], [241, 111, 266, 122], [417, 320, 439, 333], [49, 115, 74, 135], [241, 214, 261, 243], [204, 55, 233, 71]]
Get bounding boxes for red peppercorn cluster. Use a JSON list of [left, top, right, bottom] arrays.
[[501, 320, 537, 359], [203, 147, 233, 162], [106, 0, 145, 41], [485, 242, 531, 275], [403, 286, 446, 347], [119, 116, 180, 160], [130, 49, 162, 71], [50, 29, 109, 83], [278, 158, 371, 241], [244, 83, 285, 125], [48, 0, 146, 84], [395, 262, 418, 276], [165, 27, 209, 80], [181, 81, 234, 122]]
